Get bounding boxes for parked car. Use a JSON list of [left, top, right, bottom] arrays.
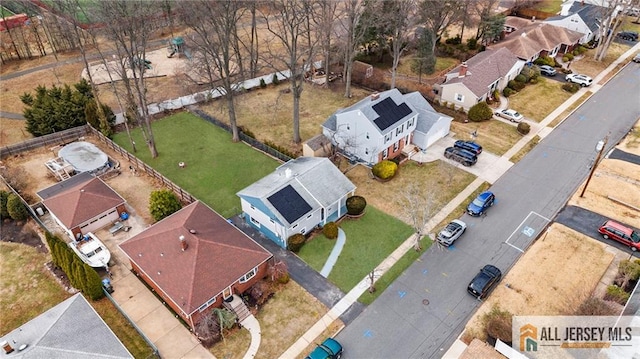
[[467, 264, 502, 299], [467, 191, 495, 216], [565, 73, 593, 87], [617, 31, 639, 41], [495, 109, 524, 123], [598, 220, 640, 252], [454, 140, 482, 155], [538, 65, 557, 76], [306, 338, 343, 359], [437, 219, 467, 246], [444, 147, 477, 167], [633, 53, 640, 63]]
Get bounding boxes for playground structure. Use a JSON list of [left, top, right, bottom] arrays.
[[167, 37, 192, 60]]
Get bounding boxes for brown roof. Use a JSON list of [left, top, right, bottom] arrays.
[[459, 338, 507, 359], [444, 47, 520, 97], [491, 21, 584, 60], [41, 174, 125, 229], [119, 201, 273, 315]]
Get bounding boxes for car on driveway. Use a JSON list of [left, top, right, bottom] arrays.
[[495, 109, 524, 123], [598, 220, 640, 252], [467, 264, 502, 299], [306, 338, 343, 359], [454, 140, 482, 155], [467, 191, 495, 216], [444, 147, 477, 167], [617, 31, 639, 41], [539, 65, 557, 76], [437, 219, 467, 246], [633, 53, 640, 63], [565, 73, 593, 87]]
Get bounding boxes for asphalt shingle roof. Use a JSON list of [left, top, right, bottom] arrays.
[[491, 20, 584, 60]]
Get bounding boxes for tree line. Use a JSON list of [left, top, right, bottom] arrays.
[[13, 0, 631, 159]]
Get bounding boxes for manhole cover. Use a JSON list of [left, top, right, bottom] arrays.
[[422, 299, 430, 305]]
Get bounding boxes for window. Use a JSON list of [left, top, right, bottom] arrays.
[[292, 224, 298, 229], [250, 216, 260, 226], [239, 267, 257, 283], [306, 213, 312, 219], [207, 297, 216, 306], [384, 134, 391, 142], [301, 228, 307, 235], [198, 303, 208, 312], [250, 205, 255, 210], [455, 93, 464, 102], [382, 149, 388, 159], [269, 218, 274, 223], [393, 142, 399, 151]]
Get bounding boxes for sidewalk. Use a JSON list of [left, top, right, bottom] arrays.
[[281, 42, 640, 359]]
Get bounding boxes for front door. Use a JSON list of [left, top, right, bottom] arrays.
[[223, 286, 232, 300]]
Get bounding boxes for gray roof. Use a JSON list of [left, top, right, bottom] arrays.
[[0, 294, 133, 359], [443, 48, 520, 97], [36, 172, 93, 200], [237, 157, 356, 226], [546, 2, 604, 33], [321, 89, 417, 135], [305, 134, 331, 151], [403, 92, 453, 133]]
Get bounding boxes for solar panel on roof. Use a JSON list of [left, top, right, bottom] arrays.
[[372, 97, 413, 131], [267, 185, 312, 224]]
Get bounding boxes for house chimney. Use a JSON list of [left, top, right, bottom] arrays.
[[370, 93, 380, 101], [1, 341, 14, 354], [458, 62, 468, 78], [179, 235, 188, 251]]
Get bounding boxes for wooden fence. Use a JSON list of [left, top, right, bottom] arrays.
[[0, 126, 90, 159]]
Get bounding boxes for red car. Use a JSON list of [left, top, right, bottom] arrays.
[[598, 220, 640, 252]]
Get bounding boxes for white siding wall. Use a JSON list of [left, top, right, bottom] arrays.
[[240, 198, 286, 239], [440, 83, 477, 111]]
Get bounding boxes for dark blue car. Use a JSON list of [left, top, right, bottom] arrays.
[[454, 140, 482, 155], [467, 191, 495, 216]]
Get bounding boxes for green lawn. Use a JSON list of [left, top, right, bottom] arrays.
[[112, 112, 281, 217], [532, 0, 562, 14], [1, 6, 15, 17], [506, 78, 573, 122], [299, 207, 413, 293]]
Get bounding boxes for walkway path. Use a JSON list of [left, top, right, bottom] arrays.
[[0, 111, 25, 120], [281, 42, 640, 359], [320, 228, 346, 277]]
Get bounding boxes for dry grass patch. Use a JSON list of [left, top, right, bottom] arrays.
[[462, 224, 615, 341], [450, 120, 522, 155], [200, 84, 371, 155], [548, 91, 592, 128], [620, 121, 640, 152], [0, 63, 85, 114], [0, 241, 71, 336], [0, 51, 83, 75], [570, 43, 630, 78], [509, 135, 540, 164], [343, 161, 476, 223], [507, 78, 573, 122], [0, 118, 31, 147], [570, 158, 640, 228], [296, 322, 344, 359]]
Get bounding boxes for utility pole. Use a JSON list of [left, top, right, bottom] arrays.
[[580, 134, 609, 198]]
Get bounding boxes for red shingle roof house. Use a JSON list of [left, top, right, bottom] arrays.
[[119, 201, 273, 330], [491, 18, 584, 62], [37, 172, 127, 240]]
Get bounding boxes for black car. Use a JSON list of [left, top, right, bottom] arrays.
[[453, 140, 483, 155], [444, 147, 477, 166], [467, 265, 502, 299], [617, 31, 639, 41]]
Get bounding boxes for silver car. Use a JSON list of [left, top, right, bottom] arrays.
[[436, 219, 467, 246], [495, 109, 524, 123]]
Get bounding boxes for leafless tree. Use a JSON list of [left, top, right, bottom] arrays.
[[314, 0, 339, 87], [339, 0, 368, 98], [96, 0, 159, 157], [179, 0, 244, 142], [399, 182, 440, 251], [594, 0, 628, 62], [380, 0, 417, 89], [418, 0, 464, 56], [261, 0, 319, 144]]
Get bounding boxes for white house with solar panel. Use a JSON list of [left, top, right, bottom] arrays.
[[322, 88, 452, 165], [236, 157, 356, 248]]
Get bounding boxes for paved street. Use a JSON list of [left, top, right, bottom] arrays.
[[336, 62, 640, 358]]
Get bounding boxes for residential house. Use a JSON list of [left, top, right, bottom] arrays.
[[321, 89, 452, 165], [37, 172, 127, 240], [433, 48, 525, 111], [119, 201, 273, 330], [237, 157, 356, 248], [492, 17, 584, 62], [0, 293, 133, 358], [545, 1, 610, 44]]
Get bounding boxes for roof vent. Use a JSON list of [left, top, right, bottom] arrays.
[[189, 229, 196, 234], [371, 93, 380, 101], [285, 168, 292, 178], [179, 235, 188, 251]]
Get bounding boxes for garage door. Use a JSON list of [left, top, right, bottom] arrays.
[[79, 209, 119, 234]]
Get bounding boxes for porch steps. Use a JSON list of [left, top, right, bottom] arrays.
[[223, 294, 251, 322]]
